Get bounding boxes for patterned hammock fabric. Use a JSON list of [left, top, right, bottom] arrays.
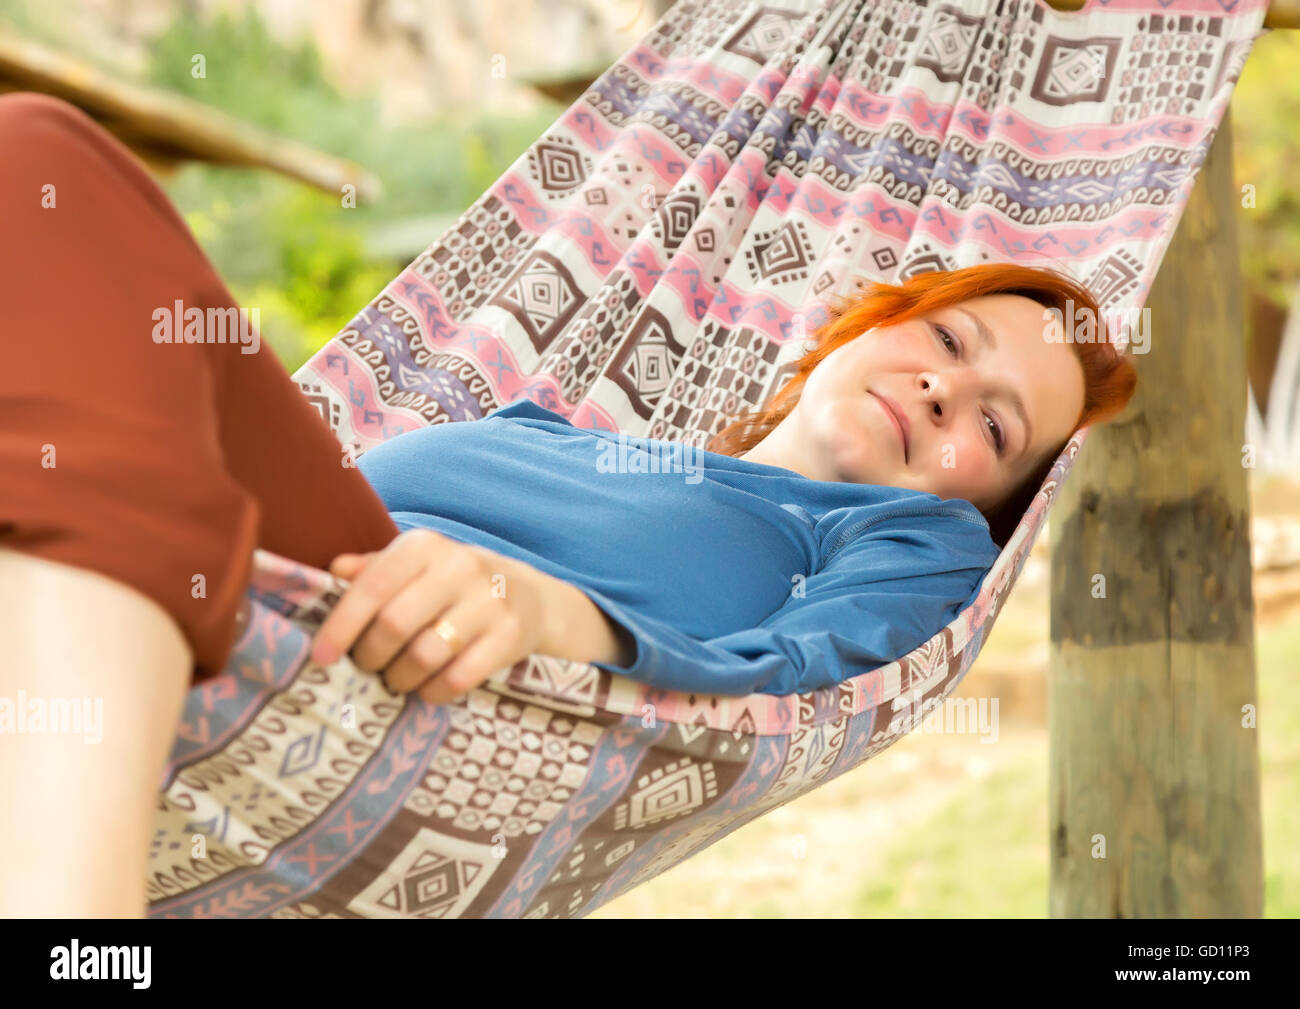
[[146, 0, 1269, 918]]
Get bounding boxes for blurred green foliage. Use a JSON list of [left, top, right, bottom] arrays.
[[0, 0, 560, 370], [1232, 29, 1300, 313], [143, 6, 559, 370]]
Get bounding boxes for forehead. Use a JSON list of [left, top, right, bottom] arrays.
[[956, 293, 1059, 337]]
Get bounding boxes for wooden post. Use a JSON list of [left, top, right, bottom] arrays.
[[1047, 106, 1263, 917]]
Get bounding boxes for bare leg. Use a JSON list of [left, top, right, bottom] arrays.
[[0, 550, 189, 917]]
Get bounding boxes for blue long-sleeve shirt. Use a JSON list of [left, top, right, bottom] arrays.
[[354, 398, 1002, 697]]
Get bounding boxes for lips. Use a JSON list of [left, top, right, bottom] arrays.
[[872, 392, 910, 463]]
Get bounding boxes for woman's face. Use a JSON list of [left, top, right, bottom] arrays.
[[786, 294, 1087, 513]]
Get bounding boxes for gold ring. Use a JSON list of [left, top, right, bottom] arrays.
[[432, 619, 463, 654]]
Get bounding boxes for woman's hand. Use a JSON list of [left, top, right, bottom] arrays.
[[309, 528, 634, 704]]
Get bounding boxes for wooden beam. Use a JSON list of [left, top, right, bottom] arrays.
[[1045, 0, 1300, 29], [1047, 107, 1263, 916], [0, 32, 382, 203]]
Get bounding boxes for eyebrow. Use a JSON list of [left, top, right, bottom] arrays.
[[953, 306, 1034, 457]]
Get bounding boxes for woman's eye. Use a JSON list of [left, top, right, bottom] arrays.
[[934, 324, 959, 356], [985, 413, 1006, 454]]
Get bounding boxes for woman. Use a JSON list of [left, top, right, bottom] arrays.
[[345, 271, 1134, 701], [0, 93, 1135, 915]]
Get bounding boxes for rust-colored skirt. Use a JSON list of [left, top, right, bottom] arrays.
[[0, 92, 399, 686]]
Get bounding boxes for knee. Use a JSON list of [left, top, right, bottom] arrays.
[[0, 91, 103, 149]]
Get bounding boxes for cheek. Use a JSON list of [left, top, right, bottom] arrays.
[[800, 363, 867, 426], [811, 397, 875, 452], [930, 433, 991, 482], [808, 350, 861, 396], [800, 368, 832, 405], [794, 366, 833, 416]]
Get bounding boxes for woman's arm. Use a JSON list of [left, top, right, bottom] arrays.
[[538, 572, 637, 669], [573, 511, 1002, 696], [312, 529, 634, 704]]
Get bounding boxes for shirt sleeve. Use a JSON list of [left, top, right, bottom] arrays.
[[578, 510, 1001, 697]]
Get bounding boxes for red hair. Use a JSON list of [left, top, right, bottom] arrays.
[[706, 262, 1138, 548]]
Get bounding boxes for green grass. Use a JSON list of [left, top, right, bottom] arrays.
[[1259, 615, 1300, 917], [856, 614, 1299, 917], [851, 760, 1049, 916]]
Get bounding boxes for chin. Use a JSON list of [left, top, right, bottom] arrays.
[[828, 450, 881, 486]]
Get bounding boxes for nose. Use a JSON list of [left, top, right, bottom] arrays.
[[919, 371, 944, 419], [918, 369, 971, 421]]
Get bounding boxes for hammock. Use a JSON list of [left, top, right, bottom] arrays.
[[146, 0, 1269, 919]]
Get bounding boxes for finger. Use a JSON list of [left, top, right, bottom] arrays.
[[417, 619, 524, 707], [383, 595, 498, 693], [311, 538, 430, 665], [329, 553, 371, 578], [350, 567, 461, 674], [382, 625, 458, 694]]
